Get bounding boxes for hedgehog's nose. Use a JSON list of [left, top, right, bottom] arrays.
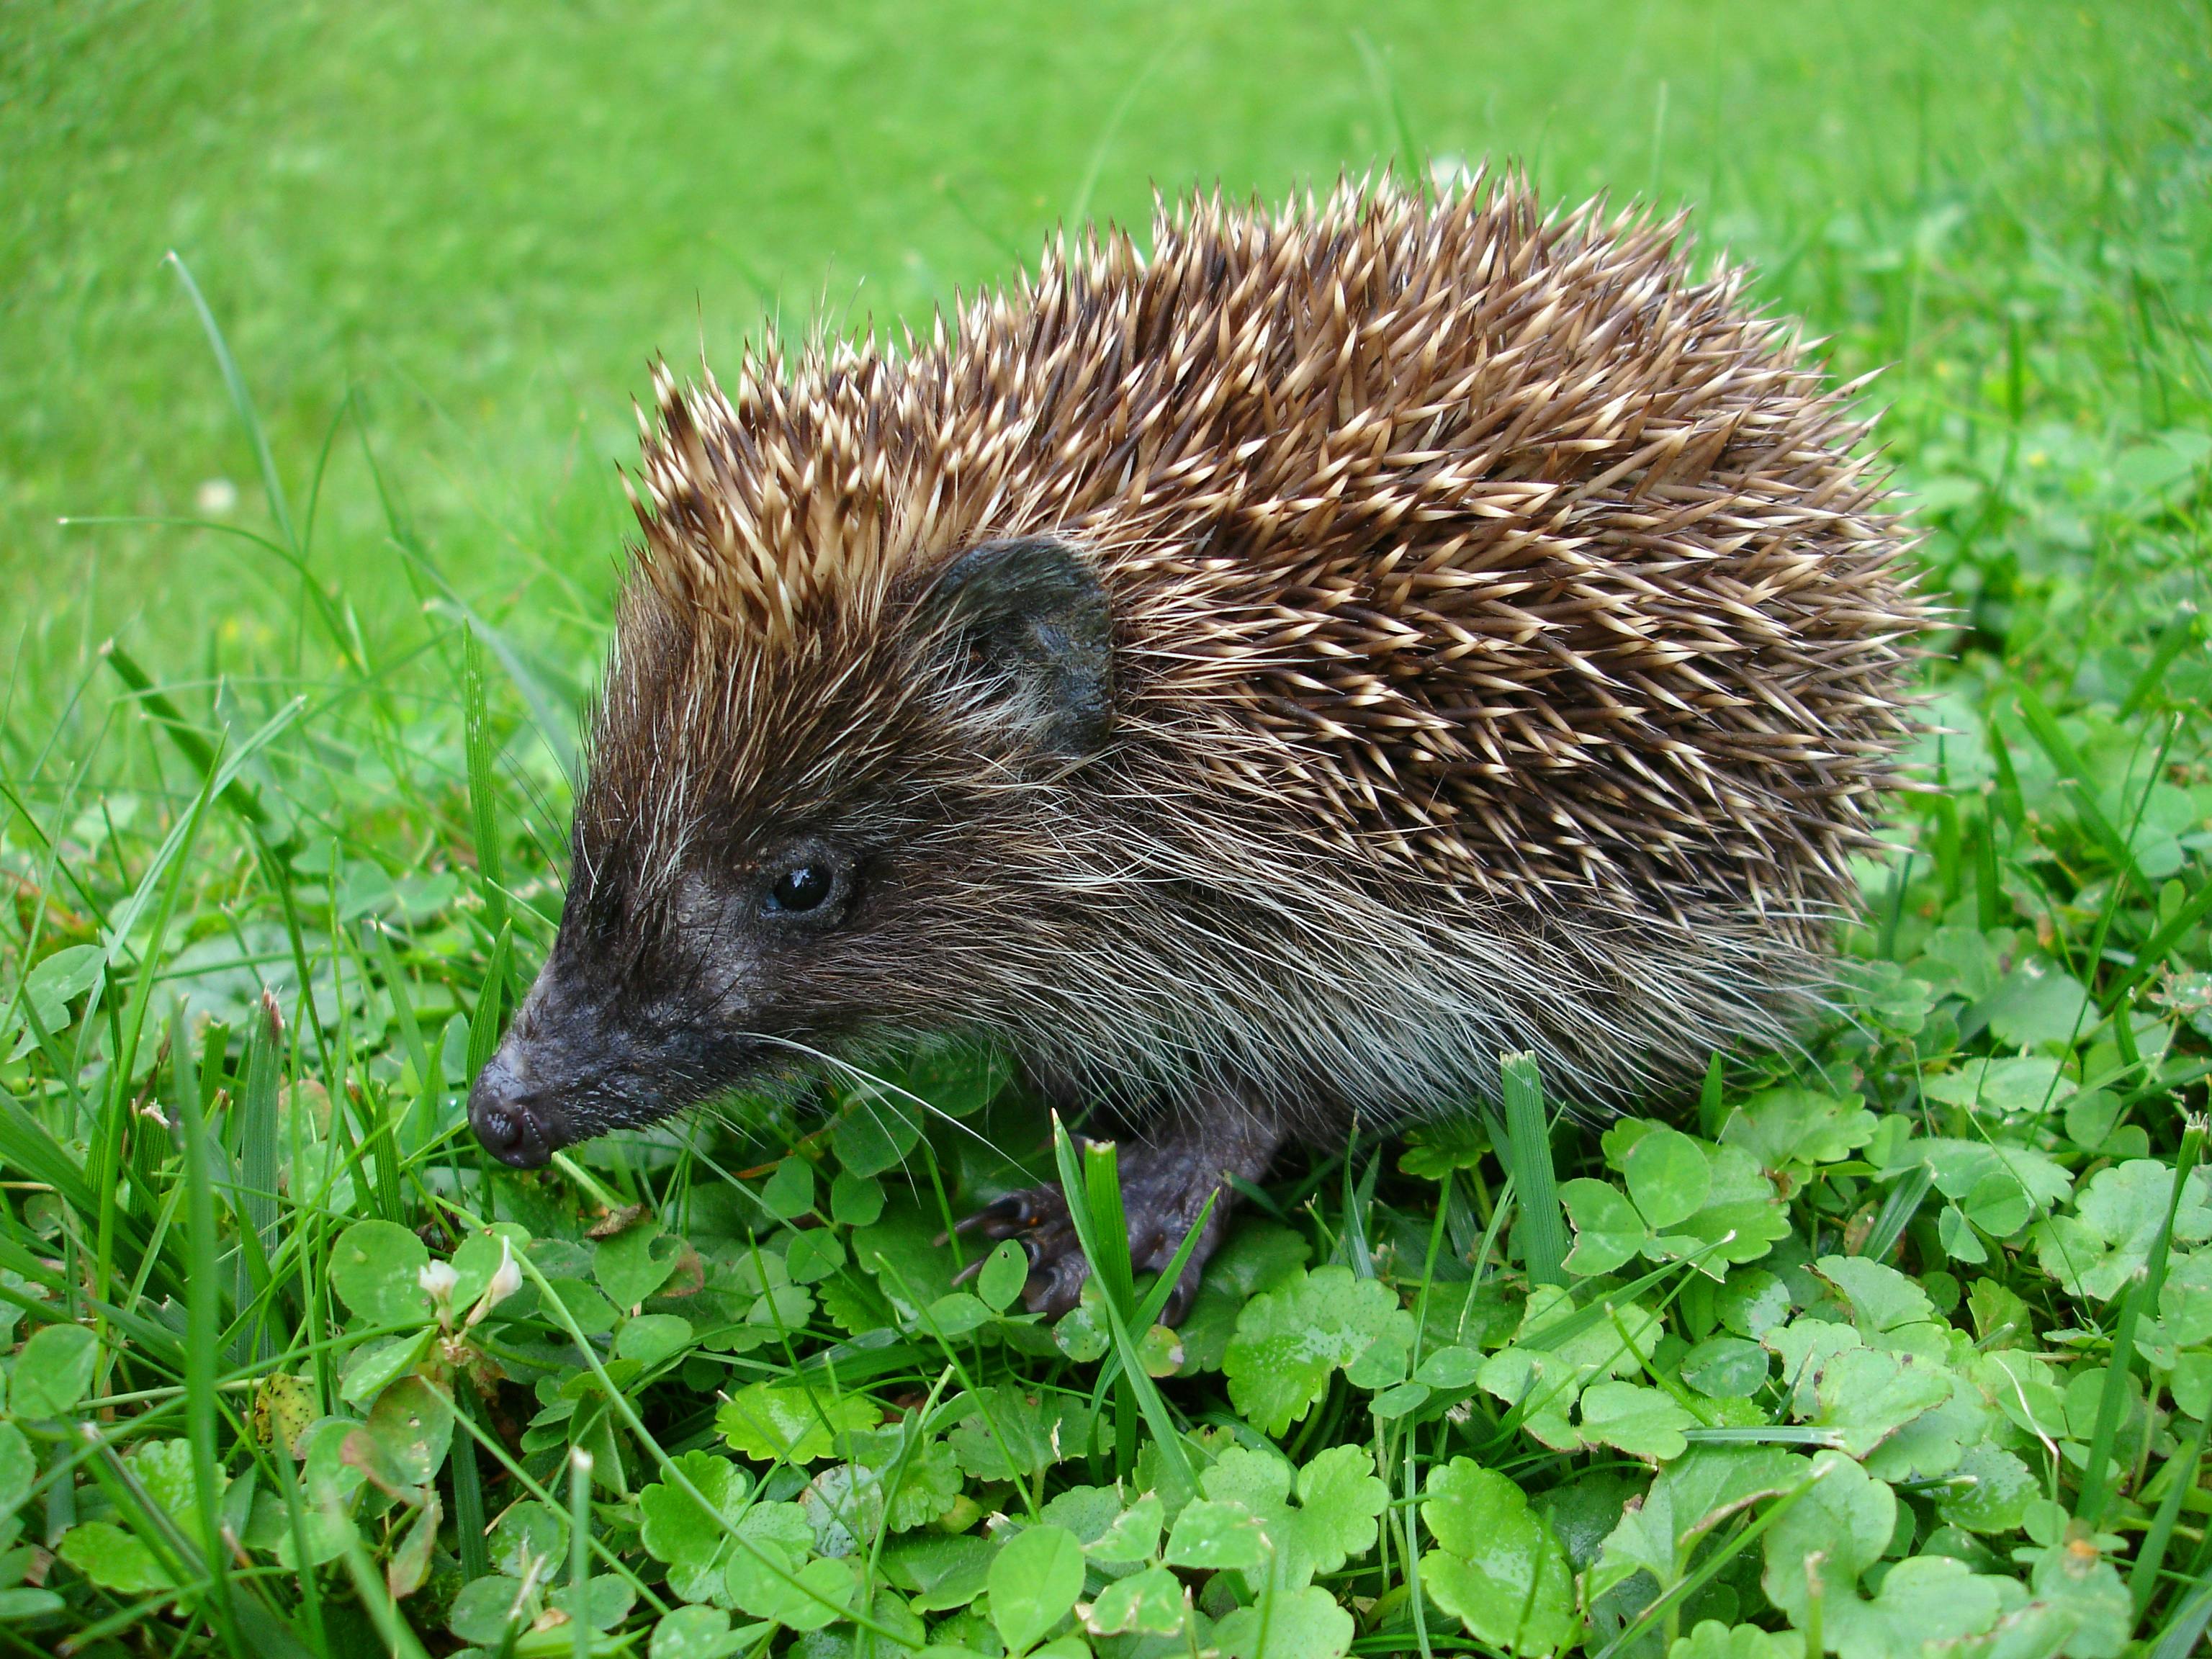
[[469, 1056, 553, 1169]]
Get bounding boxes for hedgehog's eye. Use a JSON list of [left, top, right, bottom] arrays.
[[764, 861, 837, 917]]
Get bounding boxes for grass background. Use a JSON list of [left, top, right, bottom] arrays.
[[4, 0, 2200, 688], [6, 2, 2212, 1656]]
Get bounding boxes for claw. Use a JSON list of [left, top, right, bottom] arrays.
[[1161, 1268, 1201, 1327], [952, 1192, 1033, 1237], [935, 1193, 1024, 1249], [932, 1166, 1231, 1328]]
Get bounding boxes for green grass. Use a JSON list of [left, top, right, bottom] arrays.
[[5, 1, 2212, 1655]]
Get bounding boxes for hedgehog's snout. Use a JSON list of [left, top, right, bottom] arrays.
[[469, 1051, 557, 1169]]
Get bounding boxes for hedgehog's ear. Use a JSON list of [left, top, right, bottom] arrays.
[[917, 536, 1115, 761]]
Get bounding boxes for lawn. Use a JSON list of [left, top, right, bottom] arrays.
[[3, 2, 2211, 1656]]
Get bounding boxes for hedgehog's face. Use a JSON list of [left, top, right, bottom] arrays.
[[468, 536, 1115, 1167]]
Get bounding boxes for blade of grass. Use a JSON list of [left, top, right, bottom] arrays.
[[1341, 1146, 1382, 1279], [567, 1448, 593, 1659], [365, 917, 441, 1156], [2132, 1404, 2208, 1619], [1131, 1193, 1218, 1332], [462, 624, 510, 942], [2151, 1583, 2212, 1659], [1050, 1117, 1197, 1508], [2119, 604, 2200, 717], [91, 721, 256, 1319], [450, 1389, 492, 1582], [1697, 1052, 1727, 1138], [236, 991, 282, 1268], [361, 1089, 405, 1226], [1351, 30, 1427, 194], [1088, 1189, 1218, 1404], [2079, 1116, 2202, 1526], [418, 593, 579, 777], [1070, 1136, 1135, 1313], [1079, 1134, 1141, 1481], [1591, 1470, 1822, 1659], [163, 254, 379, 683], [177, 984, 242, 1653], [224, 991, 285, 1356], [2013, 681, 2147, 895], [1974, 808, 2004, 930], [1500, 1053, 1568, 1287], [2103, 874, 2212, 1008], [1855, 1164, 1934, 1262], [334, 1530, 434, 1659], [125, 1030, 171, 1222], [467, 921, 513, 1084], [1064, 29, 1180, 229], [163, 254, 297, 554], [99, 642, 276, 834], [1987, 721, 2026, 836]]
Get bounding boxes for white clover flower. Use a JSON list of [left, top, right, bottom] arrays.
[[418, 1259, 459, 1305], [464, 1238, 524, 1327]]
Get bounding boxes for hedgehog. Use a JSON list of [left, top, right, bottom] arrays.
[[469, 172, 1926, 1318]]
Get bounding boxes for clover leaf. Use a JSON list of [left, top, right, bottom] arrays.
[[829, 1090, 923, 1178], [1759, 1452, 1894, 1626], [1825, 1555, 2010, 1659], [1576, 1380, 1694, 1460], [1918, 1139, 2072, 1217], [640, 1450, 752, 1601], [1807, 1346, 1953, 1457], [1595, 1446, 1804, 1599], [1480, 1287, 1663, 1450], [1721, 1087, 1877, 1173], [1562, 1130, 1786, 1280], [329, 1219, 432, 1327], [1936, 1442, 2038, 1534], [1922, 1055, 2074, 1115], [1626, 1125, 1712, 1228], [1815, 1255, 1946, 1352], [1194, 1443, 1386, 1593], [596, 1218, 685, 1307], [883, 1532, 996, 1611], [2032, 1159, 2212, 1301], [759, 1158, 815, 1221], [1419, 1457, 1573, 1656], [1084, 1563, 1185, 1637], [716, 1383, 879, 1464], [2023, 1537, 2132, 1657], [946, 1387, 1099, 1480], [1667, 1620, 1804, 1659], [1560, 1179, 1645, 1276], [1223, 1265, 1413, 1435], [726, 1547, 853, 1632], [1680, 1336, 1771, 1399], [976, 1238, 1029, 1313], [1164, 1498, 1271, 1571], [987, 1522, 1084, 1654], [1287, 1444, 1390, 1576], [649, 1606, 758, 1659], [58, 1521, 170, 1596], [9, 1323, 98, 1419], [1215, 1583, 1354, 1659]]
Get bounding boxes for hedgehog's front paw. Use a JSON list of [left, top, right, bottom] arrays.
[[947, 1183, 1087, 1316], [943, 1169, 1233, 1325]]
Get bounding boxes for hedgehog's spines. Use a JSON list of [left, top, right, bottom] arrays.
[[613, 169, 1926, 1004]]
